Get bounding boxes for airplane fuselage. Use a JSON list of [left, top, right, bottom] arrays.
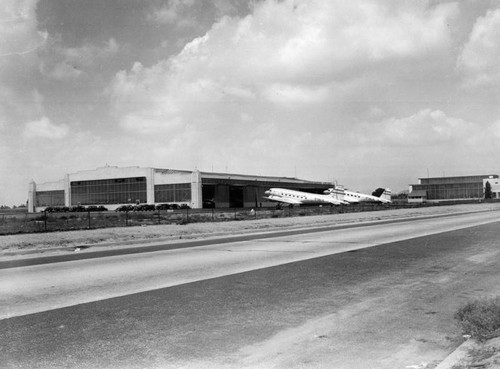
[[264, 188, 346, 206], [323, 187, 392, 204], [343, 190, 389, 203]]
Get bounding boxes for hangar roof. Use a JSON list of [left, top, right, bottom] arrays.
[[200, 170, 326, 185]]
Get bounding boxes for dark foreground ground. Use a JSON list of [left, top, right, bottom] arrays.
[[2, 221, 500, 368]]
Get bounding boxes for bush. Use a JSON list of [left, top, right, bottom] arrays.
[[455, 296, 500, 342]]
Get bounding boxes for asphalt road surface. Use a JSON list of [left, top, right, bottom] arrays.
[[2, 211, 500, 368]]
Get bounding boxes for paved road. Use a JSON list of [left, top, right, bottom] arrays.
[[1, 210, 498, 320], [2, 211, 500, 368]]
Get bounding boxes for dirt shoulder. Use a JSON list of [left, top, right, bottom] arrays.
[[2, 203, 500, 255]]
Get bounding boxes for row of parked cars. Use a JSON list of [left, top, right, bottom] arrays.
[[43, 203, 192, 213], [115, 203, 191, 212], [43, 205, 108, 213]]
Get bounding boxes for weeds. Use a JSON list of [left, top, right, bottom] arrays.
[[455, 296, 500, 342]]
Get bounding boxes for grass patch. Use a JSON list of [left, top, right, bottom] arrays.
[[455, 296, 500, 342]]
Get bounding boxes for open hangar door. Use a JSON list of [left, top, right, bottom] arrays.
[[201, 184, 240, 208], [201, 184, 216, 208], [229, 185, 244, 208]]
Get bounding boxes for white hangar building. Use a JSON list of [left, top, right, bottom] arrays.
[[28, 166, 332, 213]]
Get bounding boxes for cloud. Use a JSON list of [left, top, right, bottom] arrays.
[[0, 0, 48, 129], [111, 0, 457, 132], [23, 116, 69, 139], [148, 0, 196, 25], [0, 0, 47, 61], [371, 109, 477, 147], [330, 109, 499, 188], [0, 0, 47, 87], [41, 38, 119, 80], [457, 8, 500, 86], [213, 0, 240, 18], [490, 120, 500, 139], [262, 83, 330, 106], [105, 0, 466, 190]]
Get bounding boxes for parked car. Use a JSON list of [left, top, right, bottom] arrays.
[[85, 205, 107, 212], [115, 205, 134, 212], [43, 206, 70, 212], [70, 205, 86, 212], [133, 204, 155, 211], [155, 203, 171, 210], [179, 204, 191, 209], [203, 200, 215, 208]]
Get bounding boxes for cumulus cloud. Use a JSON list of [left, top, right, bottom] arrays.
[[111, 0, 457, 135], [23, 116, 69, 139], [373, 109, 477, 147], [457, 8, 500, 86]]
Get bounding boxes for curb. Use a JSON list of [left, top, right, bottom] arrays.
[[434, 339, 477, 369]]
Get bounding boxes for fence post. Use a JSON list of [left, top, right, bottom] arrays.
[[126, 210, 129, 226], [88, 210, 91, 229], [44, 210, 47, 232], [186, 207, 189, 223], [157, 209, 161, 225]]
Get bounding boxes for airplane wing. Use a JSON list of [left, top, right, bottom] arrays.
[[300, 197, 346, 206], [325, 198, 348, 205]]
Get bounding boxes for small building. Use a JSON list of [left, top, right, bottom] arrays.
[[407, 190, 427, 203], [28, 166, 333, 212], [408, 174, 499, 203], [483, 176, 500, 199]]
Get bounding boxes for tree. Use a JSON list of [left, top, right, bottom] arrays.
[[484, 181, 492, 199]]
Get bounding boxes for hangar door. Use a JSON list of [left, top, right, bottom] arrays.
[[229, 186, 244, 208], [202, 184, 216, 208]]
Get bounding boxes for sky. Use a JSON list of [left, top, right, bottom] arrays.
[[1, 0, 500, 206]]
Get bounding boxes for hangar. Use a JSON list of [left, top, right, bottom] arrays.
[[408, 174, 500, 203], [28, 166, 333, 213]]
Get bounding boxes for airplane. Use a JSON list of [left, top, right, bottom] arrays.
[[264, 187, 348, 206], [324, 186, 391, 204]]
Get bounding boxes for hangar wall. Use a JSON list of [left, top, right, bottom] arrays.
[[408, 174, 499, 202], [28, 166, 332, 212]]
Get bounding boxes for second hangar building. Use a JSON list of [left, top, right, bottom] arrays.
[[408, 174, 500, 203], [28, 166, 332, 213]]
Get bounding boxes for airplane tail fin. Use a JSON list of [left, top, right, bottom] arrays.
[[375, 188, 391, 202]]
